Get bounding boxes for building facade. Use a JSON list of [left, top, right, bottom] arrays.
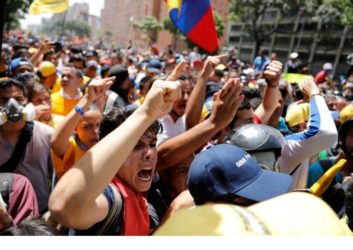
[[101, 0, 154, 49], [228, 8, 352, 76], [100, 0, 229, 52], [52, 3, 89, 24], [211, 0, 229, 45], [49, 3, 101, 39]]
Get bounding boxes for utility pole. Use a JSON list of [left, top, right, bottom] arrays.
[[0, 0, 7, 56]]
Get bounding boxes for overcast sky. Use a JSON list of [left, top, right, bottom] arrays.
[[20, 0, 105, 28]]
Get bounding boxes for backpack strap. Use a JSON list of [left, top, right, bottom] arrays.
[[95, 183, 124, 235], [319, 159, 345, 214], [319, 159, 333, 172], [0, 121, 34, 173], [318, 158, 339, 187], [104, 91, 119, 115], [0, 173, 14, 207]]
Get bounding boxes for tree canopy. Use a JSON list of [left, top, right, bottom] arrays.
[[133, 16, 162, 44], [228, 0, 352, 55], [3, 0, 33, 30], [41, 19, 91, 38], [315, 0, 353, 26]]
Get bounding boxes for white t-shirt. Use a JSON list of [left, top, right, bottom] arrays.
[[157, 114, 186, 147]]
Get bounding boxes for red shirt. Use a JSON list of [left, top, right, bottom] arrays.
[[111, 177, 149, 235], [253, 114, 261, 124], [315, 71, 327, 84]]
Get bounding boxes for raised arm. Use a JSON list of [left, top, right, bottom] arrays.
[[279, 77, 338, 177], [255, 60, 283, 124], [30, 42, 53, 66], [50, 77, 115, 157], [185, 55, 226, 129], [157, 78, 244, 172], [48, 79, 181, 229]]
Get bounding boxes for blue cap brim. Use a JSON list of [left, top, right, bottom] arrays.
[[235, 170, 292, 202], [147, 68, 161, 73]]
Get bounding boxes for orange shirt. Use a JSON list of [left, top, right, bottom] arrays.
[[51, 136, 86, 179], [51, 91, 80, 116]]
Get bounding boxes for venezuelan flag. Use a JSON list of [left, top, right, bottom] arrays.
[[29, 0, 69, 15], [166, 0, 219, 53]]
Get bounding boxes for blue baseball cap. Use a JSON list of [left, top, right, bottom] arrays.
[[187, 144, 292, 205], [8, 57, 33, 73], [147, 59, 162, 73]]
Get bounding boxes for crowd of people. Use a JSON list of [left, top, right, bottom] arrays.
[[0, 30, 353, 236]]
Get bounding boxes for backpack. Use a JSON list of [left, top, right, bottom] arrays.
[[319, 159, 346, 216]]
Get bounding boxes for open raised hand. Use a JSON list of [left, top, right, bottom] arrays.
[[299, 76, 321, 98], [86, 76, 115, 104], [209, 78, 244, 129]]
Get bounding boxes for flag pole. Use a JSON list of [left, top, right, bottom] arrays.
[[0, 0, 7, 57], [145, 0, 148, 15], [60, 10, 68, 37]]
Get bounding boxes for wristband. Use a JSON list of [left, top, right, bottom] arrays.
[[74, 105, 84, 116]]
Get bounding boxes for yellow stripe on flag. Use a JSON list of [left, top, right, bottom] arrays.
[[29, 0, 69, 15], [167, 0, 183, 12], [282, 73, 313, 85]]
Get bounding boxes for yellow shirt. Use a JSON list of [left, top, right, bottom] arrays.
[[51, 78, 62, 93], [51, 91, 80, 116], [133, 96, 145, 105], [51, 136, 86, 179], [42, 114, 64, 128], [201, 105, 210, 121]]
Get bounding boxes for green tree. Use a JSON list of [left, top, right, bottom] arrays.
[[134, 16, 162, 45], [163, 17, 180, 36], [314, 0, 353, 27], [3, 0, 34, 30], [64, 20, 91, 37], [228, 0, 318, 55], [41, 20, 91, 37], [213, 11, 225, 38], [163, 17, 182, 50], [228, 0, 353, 56]]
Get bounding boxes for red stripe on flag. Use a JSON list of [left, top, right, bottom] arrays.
[[187, 7, 219, 53]]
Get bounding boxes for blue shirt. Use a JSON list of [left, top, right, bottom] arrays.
[[253, 56, 270, 74]]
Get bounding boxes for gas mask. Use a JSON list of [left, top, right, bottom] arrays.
[[0, 98, 36, 125]]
